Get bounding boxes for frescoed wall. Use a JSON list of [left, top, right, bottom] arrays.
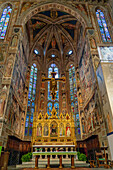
[[5, 39, 28, 138], [96, 64, 113, 133], [79, 37, 96, 102]]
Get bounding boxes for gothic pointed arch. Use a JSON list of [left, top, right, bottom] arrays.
[[47, 63, 59, 115], [0, 5, 12, 39], [25, 63, 38, 136], [68, 63, 80, 136], [96, 8, 112, 42]]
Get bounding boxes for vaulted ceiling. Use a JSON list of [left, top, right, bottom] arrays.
[[26, 9, 83, 64]]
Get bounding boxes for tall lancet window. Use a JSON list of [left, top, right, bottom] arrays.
[[0, 6, 12, 39], [47, 64, 59, 116], [96, 9, 112, 42], [25, 63, 37, 136], [69, 64, 80, 135]]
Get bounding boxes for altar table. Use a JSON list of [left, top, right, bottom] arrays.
[[33, 151, 77, 169]]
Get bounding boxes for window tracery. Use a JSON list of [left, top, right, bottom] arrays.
[[47, 64, 59, 115], [69, 64, 80, 135], [25, 63, 37, 136], [96, 9, 112, 42], [0, 6, 12, 39]]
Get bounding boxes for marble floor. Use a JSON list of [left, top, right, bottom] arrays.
[[8, 167, 113, 170]]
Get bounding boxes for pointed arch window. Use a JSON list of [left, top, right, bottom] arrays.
[[47, 102, 52, 116], [25, 63, 38, 136], [0, 6, 12, 39], [96, 9, 112, 42], [69, 64, 80, 135], [47, 64, 59, 115]]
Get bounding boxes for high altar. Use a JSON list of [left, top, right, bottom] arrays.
[[32, 68, 76, 148], [32, 107, 76, 146]]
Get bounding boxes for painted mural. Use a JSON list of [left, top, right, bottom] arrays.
[[79, 37, 96, 101], [83, 91, 102, 134], [96, 64, 113, 133], [5, 40, 27, 137], [6, 87, 25, 137], [11, 41, 27, 103]]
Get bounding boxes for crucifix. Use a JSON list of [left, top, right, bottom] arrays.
[[42, 68, 66, 100]]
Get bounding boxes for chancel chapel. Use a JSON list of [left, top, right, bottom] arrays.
[[0, 0, 113, 168]]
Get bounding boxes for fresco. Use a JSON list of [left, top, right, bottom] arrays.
[[96, 64, 113, 133], [79, 37, 96, 101], [6, 88, 25, 137], [11, 41, 27, 103], [98, 46, 113, 62], [82, 90, 102, 134], [5, 40, 27, 137]]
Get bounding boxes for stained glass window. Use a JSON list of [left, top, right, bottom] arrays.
[[47, 102, 52, 116], [47, 64, 59, 115], [0, 6, 12, 39], [69, 64, 80, 135], [54, 102, 59, 115], [25, 63, 37, 136], [96, 9, 112, 42]]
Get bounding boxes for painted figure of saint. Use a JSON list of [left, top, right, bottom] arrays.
[[66, 126, 71, 137], [44, 125, 48, 136], [37, 124, 42, 137], [0, 95, 6, 117], [5, 61, 13, 77], [59, 124, 65, 137], [50, 122, 57, 137], [11, 35, 18, 47]]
